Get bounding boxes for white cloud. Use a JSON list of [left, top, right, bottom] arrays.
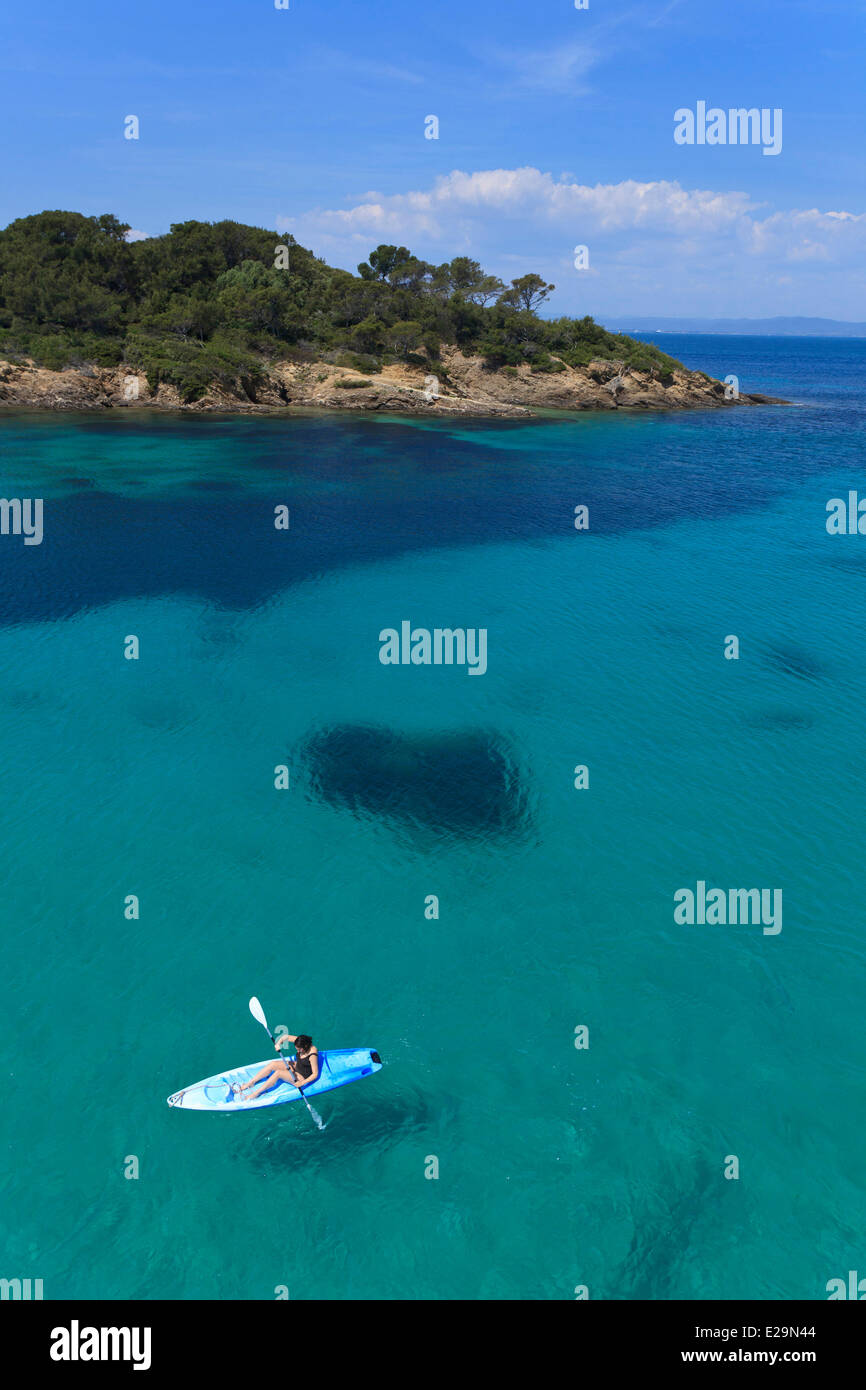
[[746, 206, 865, 261], [280, 169, 761, 246], [487, 41, 602, 95], [280, 167, 862, 246]]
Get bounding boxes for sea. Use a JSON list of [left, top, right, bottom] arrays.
[[0, 334, 863, 1300]]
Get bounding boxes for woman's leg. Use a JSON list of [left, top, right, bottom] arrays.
[[249, 1063, 292, 1100], [240, 1062, 278, 1091]]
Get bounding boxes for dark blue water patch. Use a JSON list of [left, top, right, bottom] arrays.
[[612, 1157, 721, 1299], [300, 724, 532, 843], [819, 551, 866, 575], [3, 687, 47, 711], [196, 615, 242, 651], [653, 620, 700, 640], [762, 642, 825, 682], [1, 377, 864, 625], [753, 951, 797, 1016], [130, 695, 194, 733], [741, 707, 815, 732], [0, 442, 831, 626]]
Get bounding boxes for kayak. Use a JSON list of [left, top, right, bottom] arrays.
[[167, 1048, 382, 1112]]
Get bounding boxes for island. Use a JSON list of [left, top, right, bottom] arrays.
[[0, 211, 782, 416]]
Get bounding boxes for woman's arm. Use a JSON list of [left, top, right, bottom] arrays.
[[274, 1032, 298, 1051]]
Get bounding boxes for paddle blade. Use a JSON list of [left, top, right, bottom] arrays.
[[249, 996, 269, 1032]]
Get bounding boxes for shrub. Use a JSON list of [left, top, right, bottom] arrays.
[[341, 351, 381, 374], [530, 355, 567, 373]]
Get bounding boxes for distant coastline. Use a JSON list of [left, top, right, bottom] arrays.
[[602, 316, 866, 338]]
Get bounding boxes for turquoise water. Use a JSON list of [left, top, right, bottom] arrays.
[[1, 337, 864, 1300]]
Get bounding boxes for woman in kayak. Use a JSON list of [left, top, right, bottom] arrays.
[[238, 1034, 319, 1100]]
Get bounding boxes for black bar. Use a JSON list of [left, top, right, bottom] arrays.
[[8, 1298, 863, 1374]]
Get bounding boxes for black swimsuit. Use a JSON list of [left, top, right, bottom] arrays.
[[294, 1051, 316, 1079]]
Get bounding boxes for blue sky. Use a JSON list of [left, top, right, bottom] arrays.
[[2, 0, 864, 318]]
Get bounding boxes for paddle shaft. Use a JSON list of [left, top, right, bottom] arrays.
[[249, 997, 318, 1117], [278, 1037, 317, 1116]]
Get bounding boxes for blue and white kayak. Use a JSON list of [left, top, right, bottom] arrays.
[[167, 1048, 382, 1112]]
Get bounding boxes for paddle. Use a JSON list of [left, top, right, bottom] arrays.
[[248, 997, 323, 1127]]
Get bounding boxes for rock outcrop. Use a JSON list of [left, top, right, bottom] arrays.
[[0, 349, 784, 416]]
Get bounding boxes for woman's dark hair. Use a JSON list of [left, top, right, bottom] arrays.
[[295, 1034, 314, 1052]]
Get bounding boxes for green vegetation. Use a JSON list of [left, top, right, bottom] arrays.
[[0, 210, 682, 401]]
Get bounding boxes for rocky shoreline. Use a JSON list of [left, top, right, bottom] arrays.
[[0, 346, 785, 417]]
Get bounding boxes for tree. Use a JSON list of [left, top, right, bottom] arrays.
[[445, 258, 491, 301], [0, 210, 135, 330], [214, 260, 293, 336], [357, 245, 413, 281], [388, 257, 432, 292], [468, 275, 506, 307], [499, 274, 555, 313], [447, 256, 483, 293], [349, 316, 385, 354], [388, 320, 423, 356], [442, 257, 504, 305], [427, 262, 454, 300], [157, 293, 220, 343]]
